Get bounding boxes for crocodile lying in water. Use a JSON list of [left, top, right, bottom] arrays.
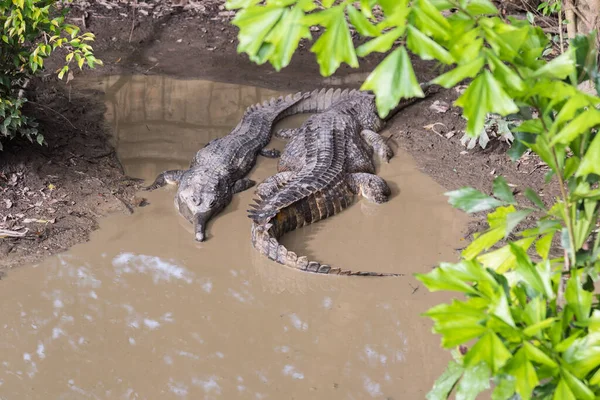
[[249, 85, 437, 276], [143, 88, 360, 241]]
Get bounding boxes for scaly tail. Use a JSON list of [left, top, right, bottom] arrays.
[[251, 222, 403, 277], [250, 186, 403, 277]]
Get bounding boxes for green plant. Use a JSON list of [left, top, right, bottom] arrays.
[[228, 0, 600, 398], [0, 0, 102, 149], [538, 0, 562, 16]]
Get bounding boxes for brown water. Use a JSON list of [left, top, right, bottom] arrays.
[[0, 76, 468, 399]]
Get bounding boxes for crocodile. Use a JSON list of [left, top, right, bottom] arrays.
[[142, 88, 366, 242], [249, 84, 437, 276]]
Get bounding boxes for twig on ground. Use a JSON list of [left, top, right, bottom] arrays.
[[0, 229, 29, 238], [409, 283, 420, 295], [129, 0, 138, 43], [28, 101, 77, 130]]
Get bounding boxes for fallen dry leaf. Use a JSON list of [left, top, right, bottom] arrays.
[[4, 199, 12, 209], [445, 130, 456, 139], [429, 100, 450, 113]]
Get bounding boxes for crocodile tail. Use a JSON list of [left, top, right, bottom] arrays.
[[277, 88, 368, 117], [250, 222, 402, 277], [250, 185, 403, 277], [383, 82, 440, 122], [243, 87, 369, 121], [242, 91, 313, 119]]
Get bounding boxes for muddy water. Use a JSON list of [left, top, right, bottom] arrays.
[[0, 76, 468, 399]]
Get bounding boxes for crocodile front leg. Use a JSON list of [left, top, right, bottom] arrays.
[[232, 178, 256, 194], [346, 173, 391, 204], [255, 171, 295, 198], [143, 170, 185, 191], [361, 129, 394, 163], [259, 148, 281, 158]]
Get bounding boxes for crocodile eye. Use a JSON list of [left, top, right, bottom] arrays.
[[192, 196, 201, 206]]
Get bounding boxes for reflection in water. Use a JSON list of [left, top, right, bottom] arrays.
[[0, 75, 469, 399]]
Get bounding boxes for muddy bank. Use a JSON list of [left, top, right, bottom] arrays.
[[1, 1, 558, 270], [0, 79, 143, 270]]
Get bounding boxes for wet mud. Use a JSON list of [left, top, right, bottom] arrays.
[[0, 75, 468, 398]]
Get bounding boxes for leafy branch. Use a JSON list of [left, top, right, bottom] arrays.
[[229, 0, 600, 398]]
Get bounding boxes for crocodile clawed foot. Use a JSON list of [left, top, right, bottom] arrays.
[[260, 148, 281, 158], [346, 173, 391, 204]]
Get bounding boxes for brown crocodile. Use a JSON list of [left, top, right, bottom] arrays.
[[249, 85, 437, 276]]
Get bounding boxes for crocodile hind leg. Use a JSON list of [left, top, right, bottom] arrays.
[[361, 129, 394, 163], [255, 171, 295, 199], [346, 173, 391, 204], [259, 148, 281, 158], [233, 178, 256, 193], [143, 170, 185, 191]]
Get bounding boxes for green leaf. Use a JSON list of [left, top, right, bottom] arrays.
[[551, 109, 600, 146], [535, 233, 554, 259], [455, 71, 519, 137], [554, 379, 576, 400], [263, 6, 311, 70], [486, 51, 525, 92], [359, 0, 374, 18], [346, 4, 379, 37], [424, 297, 490, 347], [310, 5, 359, 76], [356, 27, 403, 57], [576, 132, 600, 177], [491, 375, 516, 400], [524, 188, 546, 210], [432, 57, 485, 88], [492, 176, 515, 204], [523, 317, 558, 337], [531, 48, 576, 79], [463, 228, 504, 260], [57, 65, 68, 80], [508, 131, 536, 161], [512, 244, 554, 299], [416, 266, 479, 295], [225, 0, 259, 9], [477, 237, 536, 273], [523, 342, 558, 369], [563, 334, 600, 378], [505, 210, 532, 237], [503, 349, 539, 399], [426, 361, 464, 400], [464, 0, 498, 15], [564, 156, 580, 180], [562, 369, 595, 400], [413, 0, 451, 41], [445, 187, 504, 213], [406, 26, 454, 64], [361, 47, 424, 118], [464, 331, 512, 373], [36, 134, 44, 146], [549, 95, 594, 137], [566, 274, 592, 323], [455, 362, 491, 400], [232, 6, 285, 57]]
